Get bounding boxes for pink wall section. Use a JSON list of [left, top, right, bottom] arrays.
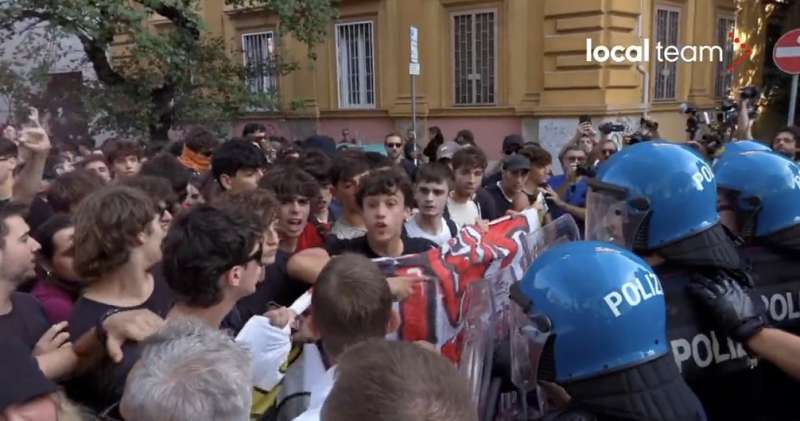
[[426, 117, 521, 160], [317, 119, 396, 144], [233, 116, 521, 161]]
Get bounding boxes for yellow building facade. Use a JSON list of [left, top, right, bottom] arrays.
[[160, 0, 766, 161]]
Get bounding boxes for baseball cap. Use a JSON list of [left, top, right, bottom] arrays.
[[502, 134, 524, 154], [502, 154, 531, 172], [0, 339, 58, 411], [437, 141, 463, 161]]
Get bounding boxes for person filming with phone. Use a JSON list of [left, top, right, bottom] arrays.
[[543, 124, 590, 233]]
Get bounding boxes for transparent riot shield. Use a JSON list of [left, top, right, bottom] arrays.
[[506, 215, 580, 420], [459, 215, 581, 420], [493, 214, 582, 315], [458, 279, 496, 419]]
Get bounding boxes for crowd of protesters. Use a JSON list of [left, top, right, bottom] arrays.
[[0, 104, 799, 421]]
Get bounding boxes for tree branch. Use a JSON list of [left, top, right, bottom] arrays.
[[138, 0, 200, 39], [76, 33, 125, 86]]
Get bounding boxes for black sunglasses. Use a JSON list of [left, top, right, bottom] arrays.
[[229, 243, 263, 269], [157, 202, 175, 218]]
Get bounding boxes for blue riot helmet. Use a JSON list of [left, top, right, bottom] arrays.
[[509, 241, 667, 384], [713, 150, 800, 238], [585, 141, 719, 251], [716, 140, 770, 161]]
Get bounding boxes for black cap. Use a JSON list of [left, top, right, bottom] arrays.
[[302, 135, 337, 157], [0, 339, 57, 411], [502, 134, 524, 153], [502, 154, 531, 172]]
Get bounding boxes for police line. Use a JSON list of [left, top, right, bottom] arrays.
[[668, 284, 800, 376]]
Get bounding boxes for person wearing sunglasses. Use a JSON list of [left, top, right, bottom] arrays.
[[385, 132, 416, 179], [119, 175, 178, 230], [66, 186, 172, 412], [162, 206, 265, 330]]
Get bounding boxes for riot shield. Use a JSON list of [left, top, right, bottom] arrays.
[[504, 215, 580, 419], [492, 214, 582, 315], [458, 279, 496, 418]]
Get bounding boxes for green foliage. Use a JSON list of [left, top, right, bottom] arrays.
[[0, 0, 336, 141]]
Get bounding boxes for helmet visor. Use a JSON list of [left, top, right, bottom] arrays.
[[508, 287, 551, 391], [585, 180, 649, 249]]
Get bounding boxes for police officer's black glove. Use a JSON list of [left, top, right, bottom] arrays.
[[687, 272, 768, 344]]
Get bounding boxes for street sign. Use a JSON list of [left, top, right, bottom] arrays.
[[774, 28, 800, 74], [775, 28, 800, 125], [410, 26, 419, 64]]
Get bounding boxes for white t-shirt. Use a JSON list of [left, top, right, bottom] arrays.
[[331, 219, 367, 240], [447, 197, 480, 228], [405, 216, 452, 247], [293, 365, 337, 421]]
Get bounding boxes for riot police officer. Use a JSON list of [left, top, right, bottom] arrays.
[[583, 141, 757, 420], [711, 148, 800, 418], [509, 241, 706, 420]]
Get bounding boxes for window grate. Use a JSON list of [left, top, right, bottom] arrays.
[[241, 32, 277, 96], [715, 16, 736, 98], [453, 11, 496, 105], [654, 7, 680, 100], [336, 21, 376, 109]]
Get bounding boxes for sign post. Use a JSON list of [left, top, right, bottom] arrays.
[[410, 26, 420, 165], [773, 28, 800, 125]]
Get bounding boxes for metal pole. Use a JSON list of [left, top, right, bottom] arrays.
[[411, 74, 417, 166], [788, 74, 799, 126]]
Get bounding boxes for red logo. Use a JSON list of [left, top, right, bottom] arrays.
[[727, 32, 753, 73]]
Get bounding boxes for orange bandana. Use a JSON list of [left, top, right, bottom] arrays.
[[179, 145, 211, 173]]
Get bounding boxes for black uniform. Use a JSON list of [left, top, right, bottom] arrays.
[[651, 225, 794, 421], [738, 244, 800, 421], [549, 355, 706, 421]]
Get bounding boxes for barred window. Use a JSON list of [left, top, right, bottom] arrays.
[[715, 16, 736, 98], [241, 31, 277, 95], [452, 10, 496, 105], [335, 21, 376, 109], [654, 7, 680, 100]]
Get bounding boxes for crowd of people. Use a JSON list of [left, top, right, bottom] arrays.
[[0, 105, 799, 421]]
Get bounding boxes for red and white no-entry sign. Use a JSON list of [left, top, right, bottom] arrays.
[[774, 28, 800, 74]]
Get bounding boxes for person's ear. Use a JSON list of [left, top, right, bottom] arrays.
[[386, 309, 400, 334], [225, 266, 243, 288], [220, 174, 233, 191]]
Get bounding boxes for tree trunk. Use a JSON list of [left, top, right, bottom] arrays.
[[149, 84, 176, 142]]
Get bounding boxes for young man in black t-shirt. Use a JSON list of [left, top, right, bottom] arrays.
[[480, 154, 531, 220], [67, 186, 174, 412], [289, 168, 434, 299], [0, 201, 75, 379], [0, 202, 48, 349], [0, 201, 163, 385], [162, 206, 265, 330]]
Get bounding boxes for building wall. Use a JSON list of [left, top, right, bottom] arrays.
[[215, 0, 749, 163]]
